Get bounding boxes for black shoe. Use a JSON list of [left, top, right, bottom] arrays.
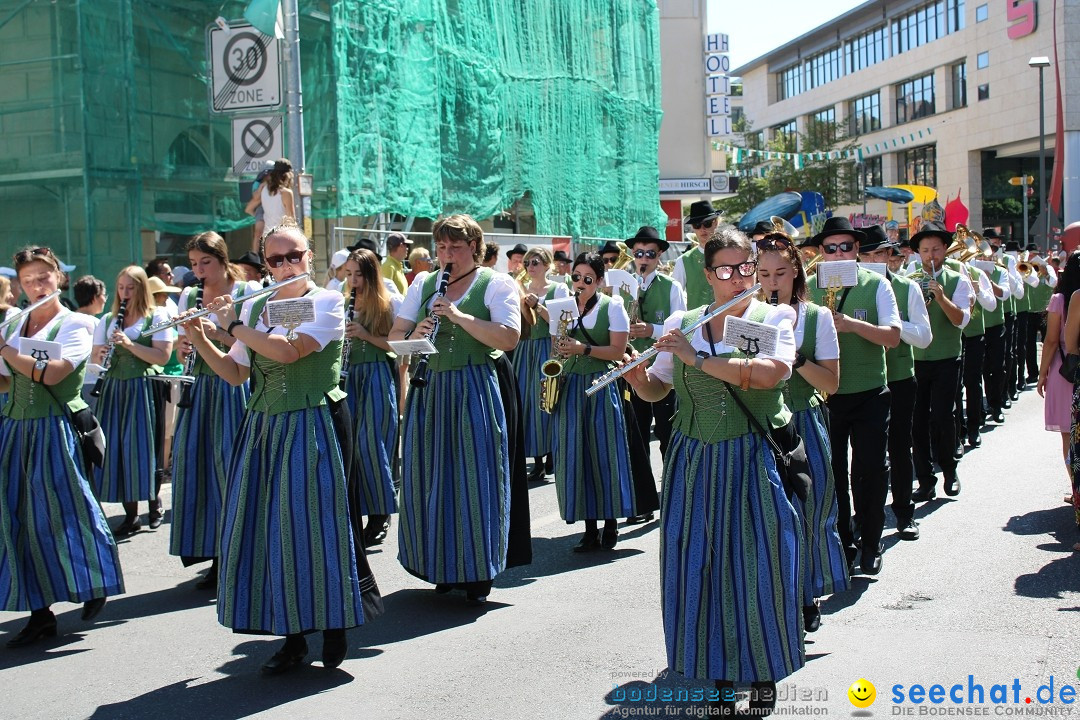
[[968, 432, 982, 448], [1003, 398, 1012, 409], [362, 516, 391, 546], [195, 564, 218, 591], [113, 516, 141, 537], [1027, 375, 1039, 384], [953, 442, 965, 460], [911, 486, 937, 503], [81, 597, 106, 622], [261, 636, 308, 675], [544, 454, 554, 474], [526, 462, 546, 483], [601, 526, 618, 550], [750, 681, 777, 716], [991, 410, 1005, 423], [624, 512, 654, 525], [6, 612, 57, 648], [148, 500, 163, 529], [861, 545, 883, 575], [321, 629, 347, 669], [465, 592, 488, 607], [1011, 391, 1021, 401], [433, 583, 453, 594], [803, 604, 821, 633], [573, 531, 600, 553], [896, 519, 920, 540], [944, 474, 961, 496]]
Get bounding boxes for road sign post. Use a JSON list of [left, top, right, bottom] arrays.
[[1010, 176, 1035, 248], [207, 23, 282, 113], [231, 115, 284, 177]]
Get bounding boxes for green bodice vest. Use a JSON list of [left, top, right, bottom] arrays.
[[670, 305, 790, 444], [630, 274, 676, 353], [528, 282, 561, 341], [565, 293, 614, 376], [681, 246, 712, 309], [3, 313, 88, 420], [885, 275, 917, 383], [962, 266, 986, 338], [914, 268, 963, 362], [809, 268, 887, 394], [244, 291, 347, 415], [104, 314, 157, 379], [413, 267, 502, 372], [784, 303, 822, 412]]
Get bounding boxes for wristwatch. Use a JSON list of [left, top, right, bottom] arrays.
[[694, 351, 707, 370], [227, 319, 243, 337], [583, 345, 592, 356], [33, 358, 47, 382], [793, 352, 807, 369]]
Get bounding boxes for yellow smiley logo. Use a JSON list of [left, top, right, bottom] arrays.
[[848, 678, 876, 708]]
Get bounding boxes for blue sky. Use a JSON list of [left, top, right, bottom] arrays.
[[710, 0, 866, 70]]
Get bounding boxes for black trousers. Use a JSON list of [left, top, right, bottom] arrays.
[[913, 358, 962, 485], [953, 346, 966, 439], [629, 390, 675, 460], [1003, 313, 1017, 399], [827, 387, 891, 558], [982, 323, 1006, 412], [962, 334, 985, 435], [1025, 311, 1041, 379], [1013, 312, 1029, 391], [887, 376, 916, 526]]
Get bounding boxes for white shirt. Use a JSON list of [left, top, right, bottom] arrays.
[[227, 287, 344, 367], [670, 246, 703, 293], [327, 277, 344, 294], [1002, 254, 1025, 299], [1, 311, 95, 375], [929, 265, 972, 330], [970, 267, 997, 312], [94, 307, 175, 344], [575, 294, 630, 333], [648, 300, 796, 385], [633, 270, 688, 339], [794, 301, 839, 361], [260, 185, 286, 229], [398, 268, 522, 333]]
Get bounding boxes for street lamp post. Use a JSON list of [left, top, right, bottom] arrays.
[[1029, 56, 1050, 250]]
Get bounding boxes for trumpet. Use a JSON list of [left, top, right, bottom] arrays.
[[584, 283, 761, 397], [0, 290, 61, 331], [140, 272, 310, 337], [177, 281, 203, 409], [92, 300, 127, 397], [540, 307, 575, 414], [910, 260, 938, 305], [804, 251, 824, 276]]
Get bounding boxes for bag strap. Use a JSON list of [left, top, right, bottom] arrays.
[[721, 380, 784, 458]]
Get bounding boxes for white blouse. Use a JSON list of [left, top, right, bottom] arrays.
[[397, 268, 522, 333], [177, 281, 261, 337], [576, 294, 630, 332], [1, 311, 95, 375], [227, 287, 344, 367], [793, 301, 839, 361], [93, 307, 175, 345], [648, 300, 796, 386]]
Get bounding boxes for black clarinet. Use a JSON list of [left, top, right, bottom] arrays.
[[410, 263, 453, 389], [177, 282, 203, 409], [91, 300, 127, 397], [339, 288, 354, 391], [769, 290, 779, 305]]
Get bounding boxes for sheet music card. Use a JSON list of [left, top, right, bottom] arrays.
[[816, 260, 859, 289], [388, 338, 438, 355], [604, 269, 636, 296], [19, 338, 63, 363], [265, 297, 316, 340], [859, 262, 888, 277], [544, 296, 580, 336], [722, 317, 779, 358]]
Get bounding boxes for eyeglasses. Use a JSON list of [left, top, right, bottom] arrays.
[[633, 250, 658, 259], [525, 258, 546, 267], [570, 273, 596, 285], [756, 236, 794, 252], [822, 241, 857, 254], [264, 250, 307, 268], [707, 261, 757, 280], [602, 256, 617, 266], [690, 217, 717, 230]]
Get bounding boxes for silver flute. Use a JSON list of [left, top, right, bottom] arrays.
[[140, 272, 310, 337], [0, 290, 61, 331], [584, 283, 762, 397]]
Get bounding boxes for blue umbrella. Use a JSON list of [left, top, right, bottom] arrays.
[[865, 186, 915, 204], [738, 192, 803, 232]]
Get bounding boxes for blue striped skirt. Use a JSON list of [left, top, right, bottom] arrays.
[[169, 375, 249, 560], [93, 375, 158, 502], [552, 372, 637, 521], [661, 429, 804, 683], [398, 364, 510, 585], [344, 360, 399, 516], [217, 405, 364, 635], [792, 407, 849, 600], [511, 336, 553, 457], [0, 415, 124, 611]]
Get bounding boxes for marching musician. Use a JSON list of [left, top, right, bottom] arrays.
[[342, 247, 402, 546], [1, 274, 19, 411], [513, 247, 570, 482], [1019, 243, 1045, 387], [907, 222, 972, 502], [505, 243, 528, 276], [857, 226, 932, 541], [1001, 238, 1027, 405], [807, 217, 901, 576], [955, 250, 997, 449], [0, 247, 123, 647], [389, 214, 531, 606], [184, 220, 368, 674], [92, 266, 175, 536], [672, 200, 722, 308], [980, 229, 1011, 424], [552, 250, 572, 284], [756, 231, 848, 634], [626, 226, 685, 524], [624, 228, 801, 716], [169, 232, 257, 589], [551, 252, 658, 552]]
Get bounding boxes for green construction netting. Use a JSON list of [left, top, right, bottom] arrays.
[[0, 0, 663, 281]]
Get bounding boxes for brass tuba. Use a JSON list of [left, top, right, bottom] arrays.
[[540, 308, 575, 414], [611, 241, 634, 271]]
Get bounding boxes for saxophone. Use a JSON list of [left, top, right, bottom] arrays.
[[540, 308, 574, 414], [91, 300, 127, 397], [339, 287, 354, 390], [177, 282, 203, 409]]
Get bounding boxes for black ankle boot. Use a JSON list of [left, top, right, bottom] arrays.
[[322, 629, 347, 668], [261, 634, 308, 675], [195, 559, 218, 590], [148, 493, 164, 529], [7, 609, 57, 648]]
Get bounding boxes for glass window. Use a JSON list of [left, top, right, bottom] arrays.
[[806, 45, 844, 90], [849, 157, 884, 198], [848, 92, 882, 135], [776, 65, 802, 101], [809, 108, 836, 145], [976, 4, 988, 22], [892, 0, 965, 56], [895, 74, 936, 124], [978, 83, 990, 101], [952, 62, 967, 108], [977, 51, 989, 69], [773, 120, 798, 151], [901, 145, 937, 187], [846, 25, 890, 74]]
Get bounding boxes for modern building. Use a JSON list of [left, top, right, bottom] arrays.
[[731, 0, 1076, 243]]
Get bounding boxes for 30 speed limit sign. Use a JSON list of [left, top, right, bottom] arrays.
[[207, 23, 281, 113]]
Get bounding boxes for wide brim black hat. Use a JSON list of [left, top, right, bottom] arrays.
[[347, 237, 382, 260], [808, 216, 866, 246], [982, 228, 1002, 240], [552, 250, 571, 262], [1024, 243, 1040, 252], [626, 225, 669, 252], [751, 220, 774, 237], [505, 243, 528, 258], [686, 200, 721, 225], [599, 240, 621, 256], [1003, 240, 1022, 252], [235, 251, 264, 269], [908, 221, 953, 249], [859, 224, 891, 253]]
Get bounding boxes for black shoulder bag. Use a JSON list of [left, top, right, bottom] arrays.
[[723, 382, 811, 502]]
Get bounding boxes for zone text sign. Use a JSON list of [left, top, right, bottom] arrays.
[[208, 23, 282, 113]]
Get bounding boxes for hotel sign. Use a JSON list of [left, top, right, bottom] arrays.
[[704, 33, 731, 137]]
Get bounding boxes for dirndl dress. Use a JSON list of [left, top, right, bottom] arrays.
[[344, 348, 399, 517]]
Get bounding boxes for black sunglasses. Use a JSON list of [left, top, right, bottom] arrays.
[[756, 236, 794, 252], [690, 217, 717, 230], [633, 250, 658, 259], [525, 258, 546, 267], [264, 250, 307, 268], [707, 261, 757, 280], [601, 256, 617, 266], [822, 241, 856, 254], [570, 273, 596, 285]]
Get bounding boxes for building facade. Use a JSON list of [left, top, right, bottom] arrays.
[[731, 0, 1076, 241]]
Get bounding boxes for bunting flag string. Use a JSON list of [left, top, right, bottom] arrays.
[[713, 124, 935, 169]]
